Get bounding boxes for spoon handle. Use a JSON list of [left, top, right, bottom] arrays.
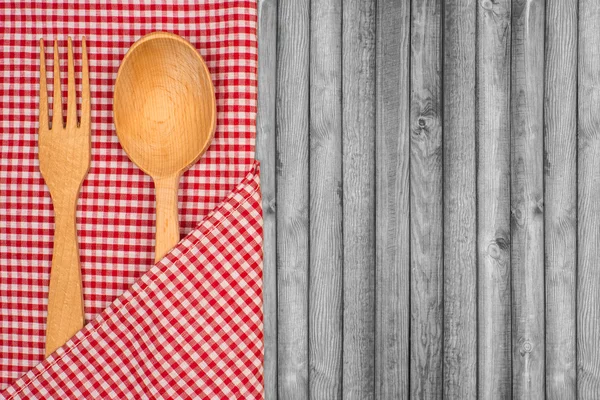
[[154, 175, 181, 262]]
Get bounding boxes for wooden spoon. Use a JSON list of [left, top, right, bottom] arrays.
[[113, 32, 216, 262]]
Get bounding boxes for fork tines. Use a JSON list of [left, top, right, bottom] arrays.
[[39, 37, 89, 131]]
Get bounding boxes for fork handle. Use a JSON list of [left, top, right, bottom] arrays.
[[154, 174, 181, 262], [45, 197, 85, 357]]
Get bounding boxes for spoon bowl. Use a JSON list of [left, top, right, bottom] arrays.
[[114, 32, 216, 260]]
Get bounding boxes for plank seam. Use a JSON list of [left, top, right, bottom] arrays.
[[542, 0, 548, 394], [272, 0, 280, 396], [340, 0, 345, 396], [306, 0, 312, 395], [407, 2, 412, 398], [508, 0, 514, 395], [372, 0, 378, 398], [440, 0, 446, 395], [575, 0, 580, 396], [474, 0, 480, 396]]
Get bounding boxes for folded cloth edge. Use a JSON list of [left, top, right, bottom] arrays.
[[2, 160, 263, 398]]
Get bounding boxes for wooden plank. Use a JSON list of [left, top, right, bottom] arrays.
[[578, 0, 600, 397], [510, 0, 545, 398], [256, 0, 278, 398], [442, 0, 477, 398], [476, 0, 512, 398], [276, 0, 310, 397], [309, 0, 343, 398], [544, 0, 578, 398], [410, 0, 444, 398], [341, 0, 376, 397], [374, 0, 410, 398]]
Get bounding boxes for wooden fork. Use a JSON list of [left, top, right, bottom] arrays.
[[38, 37, 90, 357]]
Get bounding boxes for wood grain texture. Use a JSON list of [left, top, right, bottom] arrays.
[[374, 0, 410, 398], [276, 0, 310, 397], [510, 0, 545, 398], [544, 0, 577, 398], [476, 0, 513, 398], [256, 0, 278, 397], [442, 1, 477, 398], [256, 2, 600, 398], [342, 0, 376, 398], [309, 0, 343, 398], [578, 0, 600, 397], [410, 0, 444, 398]]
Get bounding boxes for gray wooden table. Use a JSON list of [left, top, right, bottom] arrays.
[[256, 0, 595, 398]]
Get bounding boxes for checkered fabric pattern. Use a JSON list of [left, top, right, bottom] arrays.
[[2, 168, 263, 398], [0, 0, 262, 398]]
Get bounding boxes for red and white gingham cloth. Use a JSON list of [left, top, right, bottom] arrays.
[[0, 1, 262, 398]]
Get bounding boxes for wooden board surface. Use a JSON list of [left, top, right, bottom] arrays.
[[309, 0, 343, 398], [341, 0, 376, 398], [275, 0, 310, 398], [544, 0, 577, 398], [410, 0, 444, 398], [579, 0, 600, 397], [442, 0, 477, 398], [476, 0, 513, 398], [256, 0, 598, 397], [510, 1, 546, 398], [374, 0, 410, 398], [256, 0, 278, 398]]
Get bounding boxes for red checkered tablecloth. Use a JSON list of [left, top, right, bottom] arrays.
[[0, 1, 262, 398]]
